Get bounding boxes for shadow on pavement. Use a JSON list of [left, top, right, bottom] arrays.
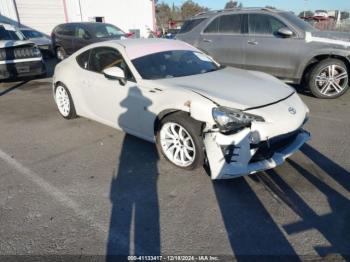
[[213, 178, 299, 259], [106, 87, 160, 258], [261, 144, 350, 257], [0, 81, 29, 96]]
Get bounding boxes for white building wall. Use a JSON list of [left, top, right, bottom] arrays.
[[0, 0, 19, 25], [0, 0, 155, 38], [65, 0, 155, 38], [15, 0, 66, 35]]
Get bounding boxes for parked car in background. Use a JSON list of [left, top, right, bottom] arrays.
[[176, 8, 350, 99], [20, 28, 53, 57], [314, 10, 329, 19], [51, 22, 129, 61], [164, 28, 180, 39], [52, 39, 310, 179], [0, 23, 46, 81]]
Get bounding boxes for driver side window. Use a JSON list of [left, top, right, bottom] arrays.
[[248, 14, 287, 36], [88, 47, 135, 81], [75, 26, 90, 39]]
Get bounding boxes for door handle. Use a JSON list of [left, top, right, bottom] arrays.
[[248, 40, 258, 45], [202, 39, 213, 43]]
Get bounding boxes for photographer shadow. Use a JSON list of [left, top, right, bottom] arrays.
[[106, 87, 160, 258]]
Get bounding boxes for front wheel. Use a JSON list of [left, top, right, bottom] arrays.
[[56, 46, 67, 61], [156, 113, 205, 170], [308, 59, 349, 98], [55, 85, 77, 119]]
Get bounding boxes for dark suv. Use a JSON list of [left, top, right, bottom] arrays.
[[52, 22, 127, 61], [176, 8, 350, 98]]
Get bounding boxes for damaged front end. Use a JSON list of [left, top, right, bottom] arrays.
[[201, 102, 310, 180]]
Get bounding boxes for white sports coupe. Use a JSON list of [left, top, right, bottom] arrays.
[[53, 39, 310, 179]]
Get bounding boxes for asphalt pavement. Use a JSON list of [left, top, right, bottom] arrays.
[[0, 61, 350, 260]]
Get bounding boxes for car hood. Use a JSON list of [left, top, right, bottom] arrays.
[[28, 37, 51, 46], [154, 67, 295, 110], [0, 40, 35, 48]]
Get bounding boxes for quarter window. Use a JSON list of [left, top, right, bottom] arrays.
[[248, 14, 287, 36], [76, 50, 90, 69], [88, 47, 134, 81], [179, 18, 206, 33], [204, 14, 242, 34], [59, 24, 75, 36]]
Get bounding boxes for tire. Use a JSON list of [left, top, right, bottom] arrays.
[[54, 85, 77, 119], [56, 46, 67, 61], [156, 112, 205, 170], [308, 58, 349, 99]]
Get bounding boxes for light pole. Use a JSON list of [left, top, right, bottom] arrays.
[[78, 0, 83, 22]]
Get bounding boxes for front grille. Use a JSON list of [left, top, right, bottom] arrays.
[[0, 46, 40, 61], [250, 130, 300, 163]]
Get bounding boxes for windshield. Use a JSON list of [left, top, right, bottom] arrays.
[[90, 24, 125, 38], [21, 30, 43, 38], [279, 12, 317, 32], [132, 50, 221, 80], [0, 25, 26, 40]]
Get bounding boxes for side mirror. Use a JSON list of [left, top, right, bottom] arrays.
[[277, 27, 294, 38], [103, 67, 127, 85]]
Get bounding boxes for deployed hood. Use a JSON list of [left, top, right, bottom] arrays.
[[154, 67, 295, 110], [305, 31, 350, 48], [312, 31, 350, 42], [0, 40, 35, 48]]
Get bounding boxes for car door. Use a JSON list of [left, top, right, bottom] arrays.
[[243, 13, 301, 80], [73, 25, 92, 52], [77, 46, 148, 134], [197, 13, 245, 68], [61, 24, 76, 55]]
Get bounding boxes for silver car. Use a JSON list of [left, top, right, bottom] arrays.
[[176, 8, 350, 99]]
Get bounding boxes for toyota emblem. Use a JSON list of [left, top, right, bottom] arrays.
[[288, 107, 297, 115]]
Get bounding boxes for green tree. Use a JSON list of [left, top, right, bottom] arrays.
[[181, 0, 209, 20], [340, 11, 350, 20], [225, 0, 238, 9], [156, 2, 172, 30]]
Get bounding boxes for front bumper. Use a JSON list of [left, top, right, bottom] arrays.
[[204, 128, 310, 180], [0, 59, 46, 80]]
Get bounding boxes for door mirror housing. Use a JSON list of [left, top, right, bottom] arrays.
[[103, 67, 127, 85], [277, 27, 294, 38]]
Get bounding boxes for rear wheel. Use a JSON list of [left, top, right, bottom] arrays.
[[156, 113, 204, 170], [308, 59, 349, 98]]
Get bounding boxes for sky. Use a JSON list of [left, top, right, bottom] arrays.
[[161, 0, 350, 13]]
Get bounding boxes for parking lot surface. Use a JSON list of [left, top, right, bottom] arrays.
[[1, 65, 350, 259]]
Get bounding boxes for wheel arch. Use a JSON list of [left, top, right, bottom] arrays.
[[300, 53, 350, 83], [153, 109, 205, 136]]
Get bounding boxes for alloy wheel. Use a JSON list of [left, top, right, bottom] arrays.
[[55, 86, 70, 117], [160, 122, 196, 167], [315, 64, 348, 96]]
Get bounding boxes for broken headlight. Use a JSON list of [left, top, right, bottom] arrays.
[[212, 106, 265, 133]]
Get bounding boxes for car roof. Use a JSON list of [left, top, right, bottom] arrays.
[[104, 39, 199, 60], [57, 22, 113, 27], [193, 7, 285, 19]]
